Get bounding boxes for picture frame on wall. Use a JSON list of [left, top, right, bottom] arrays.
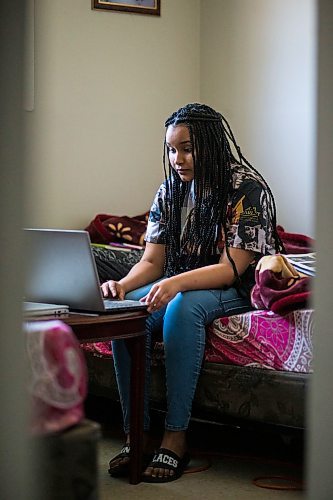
[[92, 0, 160, 16]]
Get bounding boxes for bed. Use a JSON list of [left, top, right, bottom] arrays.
[[81, 214, 314, 430]]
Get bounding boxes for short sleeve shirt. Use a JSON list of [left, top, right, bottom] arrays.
[[225, 164, 276, 258], [145, 163, 277, 269]]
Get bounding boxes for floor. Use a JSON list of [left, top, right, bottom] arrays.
[[86, 396, 305, 499]]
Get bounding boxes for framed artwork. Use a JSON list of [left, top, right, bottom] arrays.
[[92, 0, 160, 16]]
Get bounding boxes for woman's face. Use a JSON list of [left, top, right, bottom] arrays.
[[166, 125, 194, 182]]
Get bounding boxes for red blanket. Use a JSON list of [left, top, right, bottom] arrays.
[[251, 255, 313, 315], [85, 212, 149, 246], [277, 225, 314, 254]]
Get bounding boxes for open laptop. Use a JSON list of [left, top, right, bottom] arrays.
[[24, 228, 148, 314]]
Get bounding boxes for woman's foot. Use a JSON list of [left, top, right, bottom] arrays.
[[108, 443, 131, 477], [142, 430, 189, 482], [108, 433, 152, 477]]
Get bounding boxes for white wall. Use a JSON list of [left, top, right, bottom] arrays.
[[25, 0, 316, 237], [201, 0, 316, 236], [24, 0, 200, 229]]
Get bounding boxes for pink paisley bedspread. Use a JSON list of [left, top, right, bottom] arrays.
[[205, 308, 313, 372], [81, 308, 313, 373]]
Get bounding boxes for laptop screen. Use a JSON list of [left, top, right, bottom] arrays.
[[23, 228, 147, 313]]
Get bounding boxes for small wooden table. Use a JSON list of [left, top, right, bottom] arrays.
[[30, 310, 148, 485]]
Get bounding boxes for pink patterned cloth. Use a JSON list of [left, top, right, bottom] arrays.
[[25, 320, 88, 435], [81, 308, 313, 373], [205, 309, 313, 372], [81, 340, 113, 357]]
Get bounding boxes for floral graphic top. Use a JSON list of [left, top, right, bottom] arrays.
[[145, 163, 277, 286]]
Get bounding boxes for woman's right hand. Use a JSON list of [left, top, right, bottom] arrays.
[[101, 280, 126, 300]]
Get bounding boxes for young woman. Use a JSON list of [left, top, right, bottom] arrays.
[[101, 103, 284, 483]]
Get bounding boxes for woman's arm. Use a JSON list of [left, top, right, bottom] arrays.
[[101, 242, 165, 298], [144, 247, 255, 310], [120, 242, 165, 291], [174, 247, 255, 291]]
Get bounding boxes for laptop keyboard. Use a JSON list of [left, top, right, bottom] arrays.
[[103, 299, 146, 309]]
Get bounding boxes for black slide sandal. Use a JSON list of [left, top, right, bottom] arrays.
[[142, 447, 191, 483], [108, 445, 153, 478], [108, 444, 131, 477]]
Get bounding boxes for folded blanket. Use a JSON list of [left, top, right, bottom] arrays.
[[251, 255, 312, 315]]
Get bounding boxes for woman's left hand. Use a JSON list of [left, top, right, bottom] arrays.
[[143, 277, 180, 313]]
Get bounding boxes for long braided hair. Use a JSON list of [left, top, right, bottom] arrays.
[[163, 103, 284, 281]]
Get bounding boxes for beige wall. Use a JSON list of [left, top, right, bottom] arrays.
[[25, 0, 316, 237], [201, 0, 316, 236], [24, 0, 200, 229]]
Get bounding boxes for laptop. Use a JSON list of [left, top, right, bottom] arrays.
[[24, 228, 148, 314], [23, 301, 69, 317]]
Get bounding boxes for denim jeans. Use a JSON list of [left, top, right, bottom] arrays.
[[112, 281, 252, 434]]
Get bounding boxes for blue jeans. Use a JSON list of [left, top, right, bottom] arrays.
[[112, 281, 252, 434]]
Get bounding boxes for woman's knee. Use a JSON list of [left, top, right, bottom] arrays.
[[165, 290, 214, 323], [163, 291, 207, 344]]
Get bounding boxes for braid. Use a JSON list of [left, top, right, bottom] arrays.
[[220, 113, 284, 255], [163, 102, 284, 280]]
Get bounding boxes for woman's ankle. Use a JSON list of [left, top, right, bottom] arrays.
[[159, 430, 187, 457], [126, 432, 151, 452]]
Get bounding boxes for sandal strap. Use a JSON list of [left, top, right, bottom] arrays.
[[120, 444, 130, 456], [150, 448, 182, 471], [108, 444, 130, 468]]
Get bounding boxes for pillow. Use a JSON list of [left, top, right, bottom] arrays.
[[85, 212, 148, 246]]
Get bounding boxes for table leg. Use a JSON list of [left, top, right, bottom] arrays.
[[125, 333, 146, 485]]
